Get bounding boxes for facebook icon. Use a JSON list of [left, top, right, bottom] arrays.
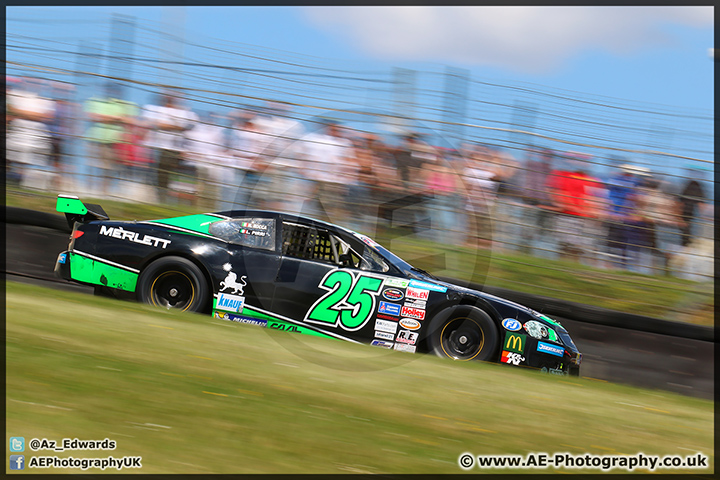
[[10, 455, 25, 470]]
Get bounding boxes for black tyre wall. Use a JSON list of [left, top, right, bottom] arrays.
[[136, 256, 210, 313], [426, 305, 499, 362]]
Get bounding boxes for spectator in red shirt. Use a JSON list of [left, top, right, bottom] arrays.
[[547, 152, 595, 262], [116, 123, 152, 185]]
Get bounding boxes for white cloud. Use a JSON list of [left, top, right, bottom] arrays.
[[302, 6, 713, 74]]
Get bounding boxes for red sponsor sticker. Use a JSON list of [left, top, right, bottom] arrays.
[[400, 305, 425, 320], [395, 330, 418, 344], [501, 350, 525, 365], [406, 287, 429, 301]]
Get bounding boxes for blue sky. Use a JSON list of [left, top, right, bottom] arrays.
[[211, 6, 713, 109], [6, 6, 714, 181], [7, 6, 713, 108]]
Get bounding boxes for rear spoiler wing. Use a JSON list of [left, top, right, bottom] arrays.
[[56, 195, 109, 229]]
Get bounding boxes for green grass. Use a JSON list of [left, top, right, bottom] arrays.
[[377, 233, 712, 325], [6, 281, 714, 474], [5, 188, 714, 325]]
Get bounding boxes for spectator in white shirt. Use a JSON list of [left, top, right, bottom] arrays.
[[300, 119, 354, 221], [184, 111, 231, 209], [228, 113, 276, 210], [251, 103, 308, 213], [142, 92, 198, 203], [463, 144, 500, 248], [6, 77, 56, 190]]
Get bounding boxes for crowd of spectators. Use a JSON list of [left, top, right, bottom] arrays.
[[6, 77, 712, 281]]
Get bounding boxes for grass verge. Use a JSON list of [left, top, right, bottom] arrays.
[[6, 281, 714, 474]]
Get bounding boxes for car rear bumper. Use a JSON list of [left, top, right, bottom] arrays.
[[54, 250, 71, 281]]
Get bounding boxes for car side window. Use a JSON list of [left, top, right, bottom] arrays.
[[282, 222, 335, 263], [209, 218, 276, 250], [282, 222, 389, 272]]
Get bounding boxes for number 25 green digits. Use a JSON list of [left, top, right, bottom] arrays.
[[305, 270, 383, 331]]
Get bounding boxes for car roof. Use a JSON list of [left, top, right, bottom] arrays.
[[213, 210, 352, 234]]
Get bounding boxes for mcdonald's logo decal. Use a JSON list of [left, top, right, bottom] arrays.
[[503, 332, 526, 354]]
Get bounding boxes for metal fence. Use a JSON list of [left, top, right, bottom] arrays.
[[6, 13, 714, 292]]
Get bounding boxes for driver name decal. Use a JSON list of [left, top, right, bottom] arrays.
[[240, 221, 269, 236]]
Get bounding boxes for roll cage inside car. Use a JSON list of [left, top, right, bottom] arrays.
[[280, 220, 390, 273]]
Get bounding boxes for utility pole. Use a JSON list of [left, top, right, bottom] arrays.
[[391, 67, 417, 137], [108, 14, 136, 91], [73, 40, 104, 189], [509, 100, 538, 153], [158, 7, 187, 93], [441, 66, 469, 149]]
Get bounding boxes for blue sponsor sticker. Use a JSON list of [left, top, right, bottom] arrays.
[[378, 301, 402, 316], [216, 293, 245, 313], [371, 339, 394, 349], [501, 318, 522, 331], [57, 252, 67, 264], [537, 341, 564, 357], [215, 311, 267, 327], [408, 279, 447, 293]]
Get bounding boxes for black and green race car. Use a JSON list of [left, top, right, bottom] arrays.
[[54, 194, 582, 375]]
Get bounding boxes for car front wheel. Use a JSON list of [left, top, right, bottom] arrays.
[[137, 256, 209, 313], [428, 306, 498, 361]]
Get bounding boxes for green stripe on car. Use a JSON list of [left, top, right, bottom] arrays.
[[69, 253, 138, 292]]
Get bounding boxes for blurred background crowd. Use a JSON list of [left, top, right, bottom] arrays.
[[6, 75, 713, 283]]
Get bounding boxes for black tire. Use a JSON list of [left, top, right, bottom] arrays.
[[137, 256, 209, 313], [427, 306, 499, 361]]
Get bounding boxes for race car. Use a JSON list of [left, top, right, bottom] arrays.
[[54, 195, 581, 375]]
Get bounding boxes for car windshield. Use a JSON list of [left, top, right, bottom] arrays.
[[347, 231, 419, 277]]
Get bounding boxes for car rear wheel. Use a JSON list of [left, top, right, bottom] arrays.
[[428, 306, 498, 361], [137, 256, 209, 313]]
